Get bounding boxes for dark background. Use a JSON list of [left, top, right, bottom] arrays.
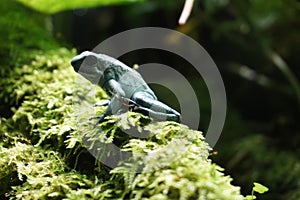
[[51, 1, 300, 199]]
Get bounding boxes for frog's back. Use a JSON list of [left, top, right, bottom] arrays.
[[98, 54, 156, 99]]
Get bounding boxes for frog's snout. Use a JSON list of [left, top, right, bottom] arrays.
[[71, 54, 84, 72], [71, 51, 98, 72]]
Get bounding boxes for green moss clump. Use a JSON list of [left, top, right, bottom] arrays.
[[0, 1, 57, 67], [0, 0, 59, 63], [109, 121, 243, 199]]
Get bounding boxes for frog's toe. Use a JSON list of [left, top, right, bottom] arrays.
[[93, 100, 110, 107], [89, 115, 106, 127], [89, 115, 102, 120], [116, 108, 129, 114]]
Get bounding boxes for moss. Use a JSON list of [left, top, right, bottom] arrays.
[[0, 0, 244, 199], [0, 50, 244, 199], [109, 122, 243, 199], [0, 0, 57, 67]]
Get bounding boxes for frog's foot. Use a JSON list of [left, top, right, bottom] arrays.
[[89, 115, 105, 127], [93, 100, 110, 107], [119, 97, 140, 108], [133, 106, 181, 122]]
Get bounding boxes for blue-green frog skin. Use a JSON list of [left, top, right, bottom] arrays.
[[71, 51, 181, 125]]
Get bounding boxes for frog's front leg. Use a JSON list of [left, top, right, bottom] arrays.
[[91, 96, 125, 126], [132, 92, 181, 122], [91, 79, 126, 126]]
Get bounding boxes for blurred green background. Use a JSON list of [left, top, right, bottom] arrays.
[[2, 0, 300, 199]]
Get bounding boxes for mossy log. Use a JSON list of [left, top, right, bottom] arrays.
[[0, 0, 244, 199]]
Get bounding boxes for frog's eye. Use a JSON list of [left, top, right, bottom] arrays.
[[83, 55, 97, 66]]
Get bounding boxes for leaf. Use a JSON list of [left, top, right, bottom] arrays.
[[16, 0, 145, 14], [253, 182, 269, 194], [245, 195, 256, 200]]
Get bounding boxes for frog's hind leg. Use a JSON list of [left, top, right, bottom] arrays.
[[132, 92, 181, 122]]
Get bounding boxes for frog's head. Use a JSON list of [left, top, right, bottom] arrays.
[[71, 51, 108, 84]]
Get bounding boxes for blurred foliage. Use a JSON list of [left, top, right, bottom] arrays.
[[0, 0, 57, 66], [17, 0, 145, 14], [184, 1, 300, 199]]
